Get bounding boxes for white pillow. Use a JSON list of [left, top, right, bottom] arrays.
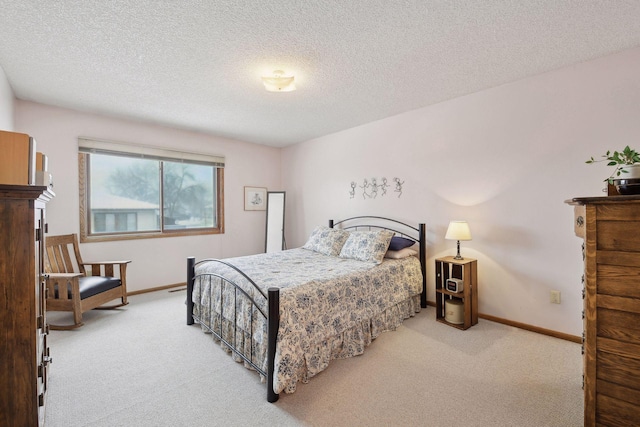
[[302, 226, 350, 256], [338, 230, 394, 264], [384, 248, 418, 259]]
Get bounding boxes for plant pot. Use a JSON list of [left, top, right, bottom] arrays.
[[618, 164, 640, 180], [614, 177, 640, 195]]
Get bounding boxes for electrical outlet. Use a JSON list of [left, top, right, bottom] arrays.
[[550, 290, 561, 304]]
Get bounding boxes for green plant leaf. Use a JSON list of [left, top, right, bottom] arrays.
[[587, 147, 639, 181]]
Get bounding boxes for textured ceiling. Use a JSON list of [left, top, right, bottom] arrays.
[[1, 1, 640, 147]]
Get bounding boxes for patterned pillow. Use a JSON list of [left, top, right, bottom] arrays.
[[302, 226, 350, 256], [339, 229, 394, 264]]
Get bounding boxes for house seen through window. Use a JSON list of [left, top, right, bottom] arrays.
[[79, 139, 224, 242]]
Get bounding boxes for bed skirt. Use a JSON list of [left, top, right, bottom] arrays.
[[194, 293, 421, 394]]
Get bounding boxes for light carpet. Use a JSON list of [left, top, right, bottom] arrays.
[[45, 289, 583, 426]]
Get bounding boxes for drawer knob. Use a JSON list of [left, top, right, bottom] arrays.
[[576, 215, 584, 228]]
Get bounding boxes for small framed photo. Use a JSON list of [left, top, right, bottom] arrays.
[[244, 186, 267, 211]]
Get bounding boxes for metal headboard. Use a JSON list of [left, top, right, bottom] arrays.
[[329, 215, 427, 308]]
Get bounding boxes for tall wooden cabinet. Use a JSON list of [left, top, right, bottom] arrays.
[[567, 195, 640, 426], [0, 184, 54, 427]]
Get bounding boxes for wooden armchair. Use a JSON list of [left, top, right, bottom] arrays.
[[44, 233, 130, 330]]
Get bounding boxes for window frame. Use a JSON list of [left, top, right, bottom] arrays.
[[78, 145, 224, 243]]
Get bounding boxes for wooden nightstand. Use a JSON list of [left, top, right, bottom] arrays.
[[435, 256, 478, 330]]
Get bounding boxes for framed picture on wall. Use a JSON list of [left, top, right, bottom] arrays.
[[244, 186, 267, 211]]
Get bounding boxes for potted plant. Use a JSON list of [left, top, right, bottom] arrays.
[[586, 146, 640, 195], [586, 146, 640, 183]]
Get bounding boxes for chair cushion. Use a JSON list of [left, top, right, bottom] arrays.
[[79, 276, 122, 300]]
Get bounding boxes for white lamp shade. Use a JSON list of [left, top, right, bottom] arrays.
[[445, 221, 472, 241]]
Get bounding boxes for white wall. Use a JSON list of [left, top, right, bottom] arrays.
[[282, 47, 640, 337], [12, 47, 640, 335], [0, 65, 14, 130], [15, 101, 282, 292]]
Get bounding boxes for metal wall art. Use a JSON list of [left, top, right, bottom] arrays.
[[350, 177, 403, 199]]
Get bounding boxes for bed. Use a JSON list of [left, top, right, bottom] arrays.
[[186, 216, 427, 402]]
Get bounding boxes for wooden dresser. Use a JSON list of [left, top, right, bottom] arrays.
[[567, 195, 640, 426], [0, 184, 54, 426]]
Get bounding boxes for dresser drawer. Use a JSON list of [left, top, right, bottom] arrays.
[[597, 221, 640, 252]]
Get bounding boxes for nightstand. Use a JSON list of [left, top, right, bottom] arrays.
[[435, 256, 478, 330]]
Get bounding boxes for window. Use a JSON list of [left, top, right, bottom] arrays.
[[79, 138, 224, 242]]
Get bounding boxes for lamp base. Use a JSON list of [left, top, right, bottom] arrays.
[[453, 240, 465, 260]]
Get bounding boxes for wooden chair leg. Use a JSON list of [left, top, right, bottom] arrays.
[[73, 306, 82, 327], [72, 288, 82, 326], [120, 264, 128, 306]]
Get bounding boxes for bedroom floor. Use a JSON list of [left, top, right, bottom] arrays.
[[45, 289, 583, 426]]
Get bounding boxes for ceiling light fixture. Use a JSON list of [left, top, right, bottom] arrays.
[[262, 70, 296, 92]]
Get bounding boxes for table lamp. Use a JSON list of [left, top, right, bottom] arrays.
[[445, 220, 472, 260]]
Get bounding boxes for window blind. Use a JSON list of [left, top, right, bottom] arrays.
[[78, 137, 225, 167]]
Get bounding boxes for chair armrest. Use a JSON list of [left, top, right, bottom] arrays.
[[47, 272, 84, 279], [82, 260, 131, 266]]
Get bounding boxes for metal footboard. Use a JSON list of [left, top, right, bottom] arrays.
[[186, 257, 280, 402]]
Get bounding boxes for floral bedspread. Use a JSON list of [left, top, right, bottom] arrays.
[[192, 248, 423, 394]]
